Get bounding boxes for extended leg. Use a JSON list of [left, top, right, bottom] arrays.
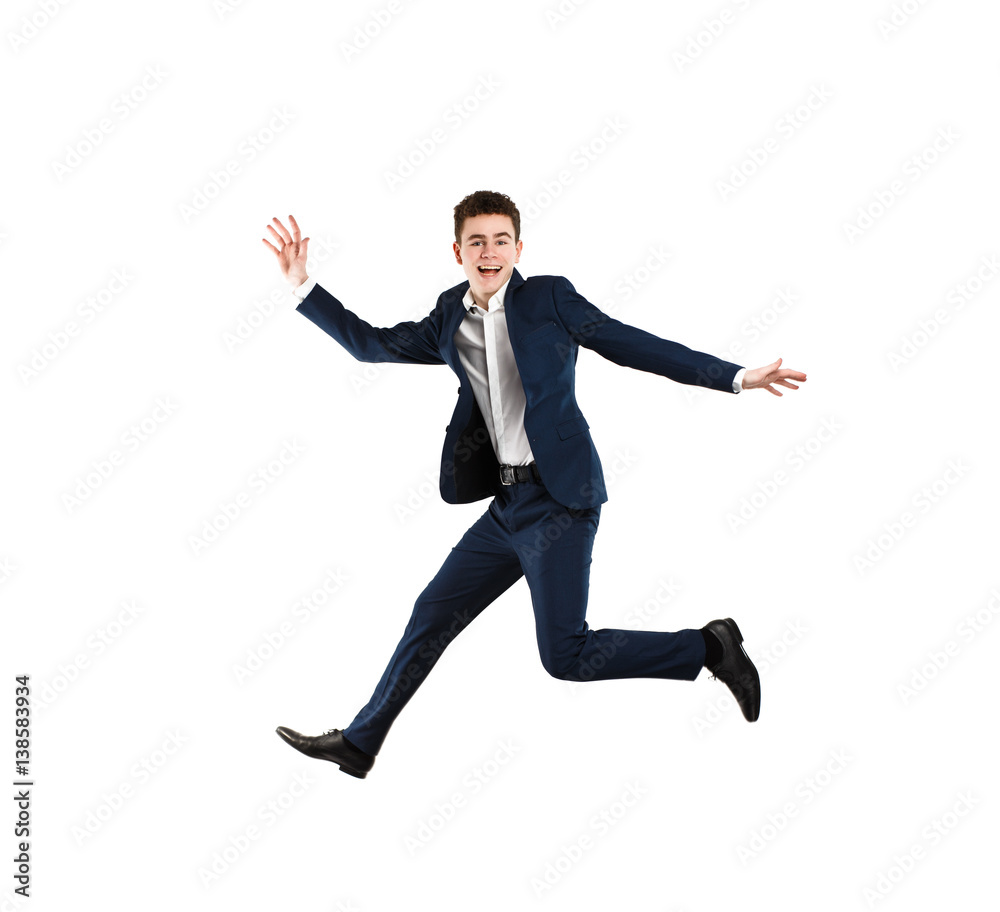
[[343, 502, 522, 755]]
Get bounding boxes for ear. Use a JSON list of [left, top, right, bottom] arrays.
[[453, 241, 463, 264]]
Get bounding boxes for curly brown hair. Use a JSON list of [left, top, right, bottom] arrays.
[[453, 190, 521, 245]]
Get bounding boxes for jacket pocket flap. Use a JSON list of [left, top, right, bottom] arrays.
[[556, 415, 590, 440]]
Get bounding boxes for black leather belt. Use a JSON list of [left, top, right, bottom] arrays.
[[499, 463, 542, 485]]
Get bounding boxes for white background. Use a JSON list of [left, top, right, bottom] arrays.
[[2, 0, 998, 909]]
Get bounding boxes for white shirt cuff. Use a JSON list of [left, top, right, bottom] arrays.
[[291, 276, 317, 300], [733, 368, 746, 393]]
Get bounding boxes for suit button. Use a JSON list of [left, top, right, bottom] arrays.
[[457, 387, 461, 394]]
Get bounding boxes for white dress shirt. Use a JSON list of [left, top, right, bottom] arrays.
[[453, 277, 535, 466], [291, 275, 745, 467]]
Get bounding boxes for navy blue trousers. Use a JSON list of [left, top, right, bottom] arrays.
[[343, 479, 707, 755]]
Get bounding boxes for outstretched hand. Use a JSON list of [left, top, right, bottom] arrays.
[[742, 358, 806, 396], [262, 215, 309, 287]]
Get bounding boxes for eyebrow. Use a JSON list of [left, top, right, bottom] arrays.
[[466, 232, 512, 240]]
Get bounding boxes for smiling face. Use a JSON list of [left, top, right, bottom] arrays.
[[453, 213, 522, 309]]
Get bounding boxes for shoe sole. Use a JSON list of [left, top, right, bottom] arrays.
[[721, 618, 761, 723], [339, 767, 367, 779], [297, 748, 368, 779], [323, 759, 368, 779]]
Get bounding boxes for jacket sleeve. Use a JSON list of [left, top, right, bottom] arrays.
[[295, 283, 447, 365], [551, 276, 743, 392]]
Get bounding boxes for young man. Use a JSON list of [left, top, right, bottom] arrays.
[[262, 191, 805, 779]]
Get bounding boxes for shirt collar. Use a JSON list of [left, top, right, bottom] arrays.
[[463, 274, 512, 314]]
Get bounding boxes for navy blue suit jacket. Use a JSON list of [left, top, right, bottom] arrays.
[[296, 267, 743, 509]]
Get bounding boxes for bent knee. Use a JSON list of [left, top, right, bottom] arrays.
[[539, 647, 586, 682]]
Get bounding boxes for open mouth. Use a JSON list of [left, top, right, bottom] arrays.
[[478, 265, 502, 278]]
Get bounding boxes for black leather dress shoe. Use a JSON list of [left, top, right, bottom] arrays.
[[275, 727, 375, 779], [703, 618, 761, 722]]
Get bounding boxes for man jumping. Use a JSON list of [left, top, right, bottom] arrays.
[[262, 190, 806, 778]]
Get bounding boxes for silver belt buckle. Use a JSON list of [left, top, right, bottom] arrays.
[[499, 465, 515, 485]]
